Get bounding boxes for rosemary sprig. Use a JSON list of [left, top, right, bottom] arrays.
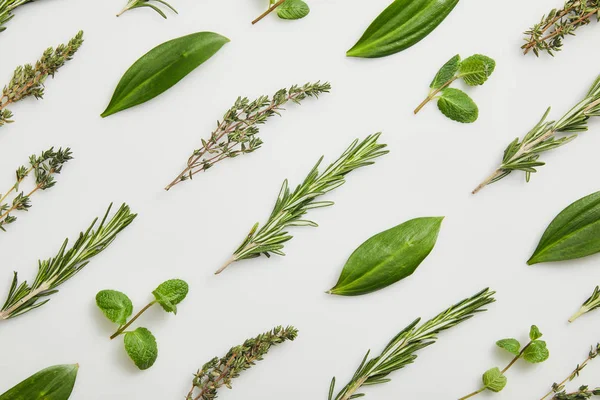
[[0, 0, 33, 32], [1, 31, 84, 128], [165, 81, 330, 191], [216, 133, 388, 274], [472, 74, 600, 194], [570, 286, 600, 322], [0, 147, 72, 232], [186, 325, 298, 400], [329, 288, 495, 400], [542, 344, 600, 400], [523, 1, 600, 56], [116, 0, 177, 18], [0, 203, 136, 321]]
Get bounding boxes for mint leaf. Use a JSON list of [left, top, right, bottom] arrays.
[[152, 279, 189, 314], [277, 0, 310, 20], [459, 54, 496, 86], [482, 367, 507, 392], [96, 290, 133, 325], [430, 54, 460, 89], [529, 325, 542, 340], [496, 338, 521, 356], [523, 340, 549, 363], [437, 88, 478, 123], [124, 327, 158, 370]]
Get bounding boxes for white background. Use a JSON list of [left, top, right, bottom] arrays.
[[1, 0, 600, 398]]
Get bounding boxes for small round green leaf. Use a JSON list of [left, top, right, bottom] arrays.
[[430, 54, 461, 89], [124, 328, 158, 370], [0, 364, 78, 400], [277, 0, 310, 20], [523, 340, 549, 363], [152, 279, 189, 314], [437, 88, 478, 123], [529, 325, 542, 340], [482, 367, 507, 392], [496, 338, 521, 356], [95, 290, 133, 325], [328, 217, 443, 296], [458, 54, 496, 86]]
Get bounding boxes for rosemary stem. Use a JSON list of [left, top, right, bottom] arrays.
[[252, 0, 285, 24], [0, 281, 52, 320], [215, 255, 237, 275], [109, 301, 156, 339], [568, 308, 587, 323], [472, 169, 502, 194], [458, 387, 486, 400]]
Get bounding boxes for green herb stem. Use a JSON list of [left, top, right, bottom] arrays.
[[414, 78, 456, 114], [109, 301, 156, 340], [458, 388, 486, 400], [252, 0, 285, 24], [570, 286, 600, 322], [541, 344, 600, 400]]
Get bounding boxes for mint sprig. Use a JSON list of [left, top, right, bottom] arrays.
[[96, 279, 189, 370]]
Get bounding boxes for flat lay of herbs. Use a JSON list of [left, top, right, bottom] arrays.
[[4, 0, 600, 399]]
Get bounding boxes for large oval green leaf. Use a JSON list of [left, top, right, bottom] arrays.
[[328, 217, 443, 296], [0, 364, 78, 400], [124, 327, 158, 370], [346, 0, 459, 58], [529, 191, 600, 265], [101, 31, 229, 117]]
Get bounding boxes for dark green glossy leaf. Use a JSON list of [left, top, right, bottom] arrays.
[[152, 279, 188, 314], [96, 289, 133, 325], [346, 0, 459, 58], [482, 367, 507, 392], [0, 364, 78, 400], [277, 0, 310, 20], [101, 31, 229, 117], [328, 217, 443, 296], [124, 327, 158, 370], [437, 88, 478, 123], [528, 191, 600, 265], [430, 54, 460, 89]]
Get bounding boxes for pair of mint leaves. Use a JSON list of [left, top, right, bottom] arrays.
[[482, 325, 549, 393], [96, 279, 189, 370], [418, 54, 496, 123], [274, 0, 309, 20]]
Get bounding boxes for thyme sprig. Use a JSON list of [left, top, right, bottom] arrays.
[[472, 74, 600, 194], [1, 31, 84, 128], [0, 147, 72, 232], [570, 286, 600, 322], [0, 203, 136, 321], [165, 81, 330, 191], [523, 1, 600, 56], [216, 133, 388, 274], [0, 0, 33, 32], [542, 344, 600, 400], [329, 288, 495, 400], [186, 325, 298, 400], [116, 0, 177, 18]]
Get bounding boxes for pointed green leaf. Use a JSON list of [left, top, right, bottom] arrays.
[[346, 0, 459, 58], [152, 279, 189, 314], [277, 0, 310, 20], [458, 54, 496, 86], [95, 290, 133, 325], [482, 367, 507, 392], [101, 32, 229, 117], [328, 217, 443, 296], [430, 54, 461, 89], [0, 364, 78, 400], [437, 88, 478, 123], [124, 328, 158, 370], [529, 325, 542, 340], [496, 338, 521, 356], [528, 191, 600, 265], [523, 340, 549, 363]]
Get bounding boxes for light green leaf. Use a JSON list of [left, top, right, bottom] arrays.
[[496, 338, 521, 356], [124, 327, 158, 370], [523, 340, 549, 363], [95, 290, 133, 325], [277, 0, 310, 20], [482, 367, 507, 392], [529, 325, 542, 340], [430, 54, 460, 89], [0, 365, 78, 400], [437, 88, 478, 123], [152, 279, 189, 314], [458, 54, 496, 86]]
